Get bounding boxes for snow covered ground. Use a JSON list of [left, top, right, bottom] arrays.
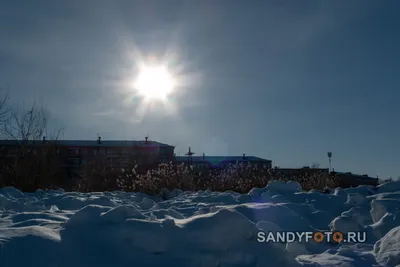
[[0, 180, 400, 267]]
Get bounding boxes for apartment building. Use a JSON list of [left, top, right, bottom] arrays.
[[0, 137, 175, 176]]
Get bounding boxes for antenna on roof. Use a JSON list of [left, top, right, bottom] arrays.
[[185, 146, 195, 165], [185, 147, 194, 156]]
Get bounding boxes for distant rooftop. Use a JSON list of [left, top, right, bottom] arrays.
[[175, 155, 271, 165], [271, 167, 329, 175], [0, 139, 174, 148], [335, 171, 377, 180]]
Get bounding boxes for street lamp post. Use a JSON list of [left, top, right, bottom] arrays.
[[327, 152, 332, 173]]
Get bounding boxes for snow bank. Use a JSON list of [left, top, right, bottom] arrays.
[[370, 198, 400, 223], [297, 243, 378, 267], [0, 181, 399, 266], [377, 181, 400, 194], [374, 226, 400, 266]]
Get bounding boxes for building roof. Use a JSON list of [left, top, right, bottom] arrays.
[[276, 167, 329, 172], [0, 139, 174, 148], [175, 156, 271, 165], [335, 171, 377, 180]]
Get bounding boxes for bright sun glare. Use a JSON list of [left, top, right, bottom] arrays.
[[134, 65, 174, 101]]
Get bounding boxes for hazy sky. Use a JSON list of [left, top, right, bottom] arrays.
[[1, 0, 399, 178]]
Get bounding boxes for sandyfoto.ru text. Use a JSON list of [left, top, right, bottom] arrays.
[[257, 231, 367, 244]]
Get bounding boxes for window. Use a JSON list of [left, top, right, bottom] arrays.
[[68, 148, 80, 156]]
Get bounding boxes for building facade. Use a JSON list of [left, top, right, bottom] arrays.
[[274, 167, 330, 176], [174, 153, 272, 170], [332, 171, 379, 187], [0, 138, 175, 176]]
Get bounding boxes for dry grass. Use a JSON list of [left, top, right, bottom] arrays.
[[0, 150, 340, 194], [74, 161, 340, 195]]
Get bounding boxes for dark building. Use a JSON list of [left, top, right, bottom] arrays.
[[332, 171, 379, 187], [0, 138, 175, 176], [174, 153, 272, 170], [274, 167, 330, 176], [273, 168, 379, 187]]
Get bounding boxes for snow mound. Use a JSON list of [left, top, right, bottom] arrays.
[[329, 214, 365, 235], [297, 243, 378, 266], [266, 180, 302, 194], [370, 199, 400, 223], [374, 226, 400, 266], [346, 193, 368, 206], [370, 211, 400, 240], [0, 180, 399, 266], [377, 181, 400, 194]]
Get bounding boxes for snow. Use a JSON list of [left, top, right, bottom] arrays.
[[374, 226, 400, 266], [0, 180, 399, 267]]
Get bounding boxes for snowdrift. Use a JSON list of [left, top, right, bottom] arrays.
[[0, 181, 399, 267]]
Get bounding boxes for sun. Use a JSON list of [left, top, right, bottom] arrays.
[[134, 65, 174, 101]]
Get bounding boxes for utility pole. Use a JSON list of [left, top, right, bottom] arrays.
[[327, 152, 332, 173]]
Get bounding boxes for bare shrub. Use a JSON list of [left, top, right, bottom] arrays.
[[72, 160, 341, 195]]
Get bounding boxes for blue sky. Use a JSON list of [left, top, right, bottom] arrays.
[[0, 0, 399, 178]]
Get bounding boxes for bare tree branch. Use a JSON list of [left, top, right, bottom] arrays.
[[0, 91, 11, 138], [46, 127, 64, 141], [2, 100, 49, 141]]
